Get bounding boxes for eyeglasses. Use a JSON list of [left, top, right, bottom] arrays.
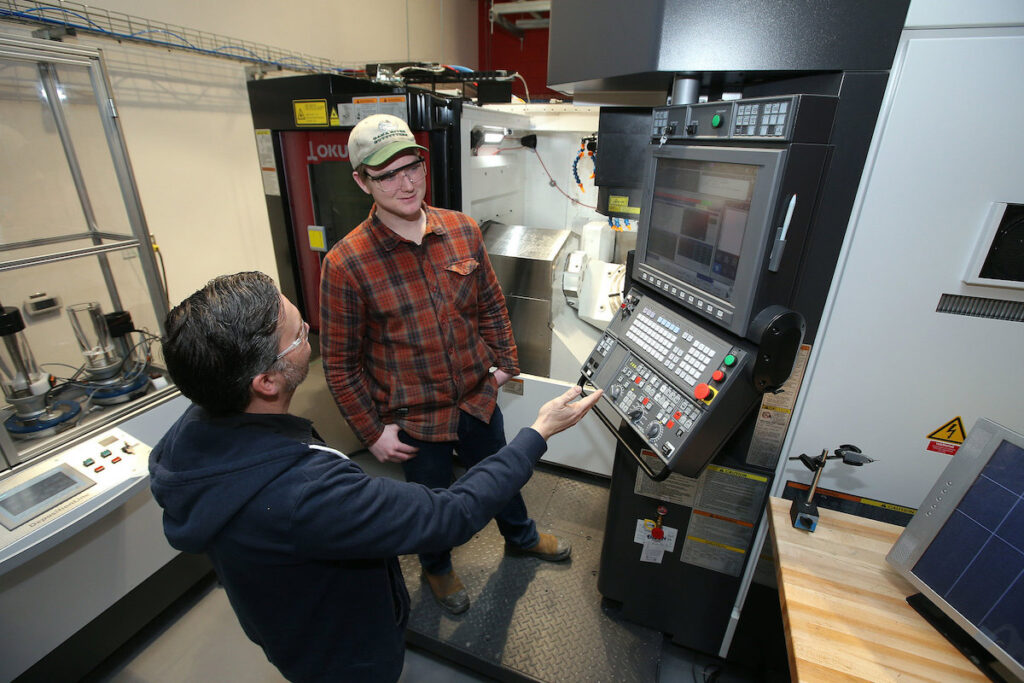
[[365, 158, 426, 193], [275, 320, 309, 360]]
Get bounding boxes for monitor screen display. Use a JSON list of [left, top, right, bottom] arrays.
[[887, 418, 1024, 681], [645, 158, 759, 303], [911, 439, 1024, 669]]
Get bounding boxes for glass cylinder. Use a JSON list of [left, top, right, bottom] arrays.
[[67, 302, 120, 377], [0, 306, 49, 417]]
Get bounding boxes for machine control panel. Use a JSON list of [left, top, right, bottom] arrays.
[[0, 427, 152, 574], [582, 289, 755, 475], [651, 94, 835, 144]]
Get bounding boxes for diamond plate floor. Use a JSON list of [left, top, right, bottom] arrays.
[[400, 467, 662, 683]]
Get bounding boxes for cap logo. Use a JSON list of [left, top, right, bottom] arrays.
[[371, 120, 409, 144]]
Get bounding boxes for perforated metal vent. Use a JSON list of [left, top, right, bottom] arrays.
[[936, 294, 1024, 322]]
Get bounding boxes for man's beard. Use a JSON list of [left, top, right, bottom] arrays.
[[277, 356, 309, 393]]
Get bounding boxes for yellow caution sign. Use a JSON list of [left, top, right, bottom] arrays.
[[329, 107, 340, 127], [927, 416, 966, 445], [293, 99, 329, 127], [608, 195, 641, 215]]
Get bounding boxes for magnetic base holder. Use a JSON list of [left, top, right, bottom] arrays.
[[906, 593, 1015, 683], [789, 496, 819, 532], [90, 373, 150, 405], [4, 400, 82, 439]]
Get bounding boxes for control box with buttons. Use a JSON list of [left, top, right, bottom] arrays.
[[0, 427, 152, 573], [650, 94, 836, 144], [581, 289, 761, 477]]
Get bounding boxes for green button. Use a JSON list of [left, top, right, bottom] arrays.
[[724, 354, 736, 367], [83, 458, 95, 467], [711, 114, 722, 128], [100, 449, 112, 458]]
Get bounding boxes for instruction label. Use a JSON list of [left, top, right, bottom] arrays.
[[694, 465, 767, 524], [254, 129, 280, 196], [746, 344, 810, 468], [633, 450, 698, 507], [680, 510, 753, 577]]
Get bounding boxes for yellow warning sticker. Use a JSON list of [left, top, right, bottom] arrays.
[[927, 416, 966, 445], [329, 107, 340, 127], [293, 99, 329, 127], [608, 195, 641, 215]]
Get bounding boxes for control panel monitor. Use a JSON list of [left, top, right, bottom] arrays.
[[634, 145, 787, 338]]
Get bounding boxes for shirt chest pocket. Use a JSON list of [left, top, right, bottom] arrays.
[[444, 258, 479, 311]]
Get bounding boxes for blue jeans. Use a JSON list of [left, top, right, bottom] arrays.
[[399, 406, 539, 575]]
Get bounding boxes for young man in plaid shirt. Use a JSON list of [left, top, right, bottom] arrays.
[[319, 114, 572, 615]]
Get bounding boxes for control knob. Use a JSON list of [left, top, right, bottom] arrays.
[[646, 422, 662, 439], [609, 384, 623, 400], [628, 408, 643, 422]]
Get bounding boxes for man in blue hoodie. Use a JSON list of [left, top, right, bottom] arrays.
[[148, 271, 601, 683]]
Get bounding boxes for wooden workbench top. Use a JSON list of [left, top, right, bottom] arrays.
[[767, 496, 988, 682]]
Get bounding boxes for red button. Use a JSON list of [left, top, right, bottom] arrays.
[[712, 370, 725, 382], [666, 420, 675, 429], [642, 397, 649, 405], [111, 456, 122, 464], [635, 377, 642, 384], [94, 465, 105, 473], [674, 411, 682, 419], [694, 383, 712, 401], [651, 527, 664, 540]]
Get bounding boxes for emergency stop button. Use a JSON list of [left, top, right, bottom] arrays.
[[694, 383, 712, 401]]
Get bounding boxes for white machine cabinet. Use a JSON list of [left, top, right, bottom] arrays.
[[773, 12, 1024, 508]]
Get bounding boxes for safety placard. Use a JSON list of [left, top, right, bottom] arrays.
[[746, 344, 810, 468], [350, 95, 408, 123], [293, 99, 329, 127], [608, 195, 641, 215], [926, 416, 966, 455], [679, 510, 753, 577]]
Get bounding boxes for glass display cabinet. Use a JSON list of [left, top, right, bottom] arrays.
[[0, 33, 175, 472]]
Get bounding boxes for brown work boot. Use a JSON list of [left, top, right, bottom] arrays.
[[506, 532, 572, 562], [422, 569, 470, 614]]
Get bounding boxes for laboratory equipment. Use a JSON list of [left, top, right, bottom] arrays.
[[1, 305, 80, 440], [66, 303, 152, 406], [0, 34, 204, 681]]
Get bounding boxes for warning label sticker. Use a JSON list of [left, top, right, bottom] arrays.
[[927, 416, 966, 444], [293, 99, 329, 127], [926, 416, 966, 455]]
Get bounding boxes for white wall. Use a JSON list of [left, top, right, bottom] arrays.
[[0, 1, 477, 305], [773, 20, 1024, 508]]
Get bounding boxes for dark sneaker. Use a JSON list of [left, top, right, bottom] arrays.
[[506, 532, 572, 562], [422, 569, 470, 614]]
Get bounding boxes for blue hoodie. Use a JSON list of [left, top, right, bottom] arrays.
[[149, 404, 547, 682]]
